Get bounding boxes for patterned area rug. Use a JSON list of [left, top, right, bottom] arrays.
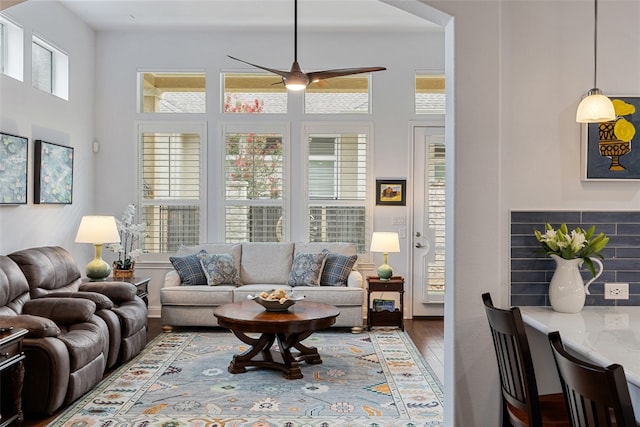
[[50, 329, 444, 426]]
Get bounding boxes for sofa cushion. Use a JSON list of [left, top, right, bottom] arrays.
[[289, 286, 363, 306], [198, 253, 241, 286], [169, 252, 208, 285], [321, 252, 358, 286], [161, 285, 235, 306], [287, 252, 327, 287], [241, 243, 293, 284]]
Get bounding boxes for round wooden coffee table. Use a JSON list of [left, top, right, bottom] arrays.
[[213, 300, 339, 379]]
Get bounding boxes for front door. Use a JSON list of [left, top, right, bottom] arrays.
[[412, 126, 445, 317]]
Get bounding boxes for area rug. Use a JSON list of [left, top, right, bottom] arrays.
[[50, 329, 444, 426]]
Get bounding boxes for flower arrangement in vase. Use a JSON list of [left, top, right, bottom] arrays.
[[534, 223, 609, 313], [107, 204, 146, 278]]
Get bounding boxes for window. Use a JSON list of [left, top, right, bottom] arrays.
[[0, 14, 23, 81], [305, 75, 372, 114], [222, 72, 287, 114], [139, 72, 206, 113], [223, 125, 286, 242], [415, 73, 445, 114], [306, 126, 370, 253], [138, 123, 206, 253], [31, 35, 68, 99]]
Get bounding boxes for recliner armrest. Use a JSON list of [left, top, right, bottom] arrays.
[[42, 291, 114, 310], [80, 282, 137, 303], [0, 314, 61, 337], [23, 298, 96, 325]]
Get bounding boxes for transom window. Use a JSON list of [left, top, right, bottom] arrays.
[[0, 14, 24, 81], [32, 35, 68, 100], [223, 73, 287, 114], [415, 73, 445, 115], [305, 75, 372, 114], [139, 72, 206, 113]]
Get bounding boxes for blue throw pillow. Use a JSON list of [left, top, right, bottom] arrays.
[[198, 253, 242, 286], [169, 251, 208, 285], [321, 252, 357, 286], [287, 252, 327, 287]]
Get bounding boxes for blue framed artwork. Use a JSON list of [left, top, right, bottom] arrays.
[[582, 96, 640, 180], [34, 140, 74, 204], [0, 132, 28, 204]]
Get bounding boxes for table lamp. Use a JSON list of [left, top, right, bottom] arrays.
[[75, 215, 121, 281], [370, 231, 400, 280]]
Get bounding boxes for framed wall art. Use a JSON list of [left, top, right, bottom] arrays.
[[34, 139, 74, 204], [375, 179, 406, 206], [0, 132, 28, 205], [582, 96, 640, 180]]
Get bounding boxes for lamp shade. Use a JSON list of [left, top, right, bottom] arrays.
[[576, 89, 616, 123], [75, 216, 121, 244], [370, 232, 400, 253]]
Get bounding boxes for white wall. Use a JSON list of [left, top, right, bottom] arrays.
[[0, 1, 96, 264], [425, 0, 640, 425]]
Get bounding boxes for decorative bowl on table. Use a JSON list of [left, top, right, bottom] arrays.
[[248, 294, 305, 312]]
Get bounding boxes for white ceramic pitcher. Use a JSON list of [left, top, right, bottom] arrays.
[[548, 254, 603, 313]]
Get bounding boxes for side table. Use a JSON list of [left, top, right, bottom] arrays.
[[366, 276, 405, 330], [0, 327, 28, 427]]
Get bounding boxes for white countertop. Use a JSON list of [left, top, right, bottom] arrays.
[[520, 306, 640, 388]]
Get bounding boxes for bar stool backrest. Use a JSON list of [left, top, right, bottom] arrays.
[[483, 293, 544, 426], [548, 331, 638, 427]]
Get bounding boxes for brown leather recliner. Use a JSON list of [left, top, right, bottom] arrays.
[[8, 246, 147, 368], [0, 255, 108, 416]]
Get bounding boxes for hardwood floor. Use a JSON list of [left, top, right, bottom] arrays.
[[23, 317, 444, 426]]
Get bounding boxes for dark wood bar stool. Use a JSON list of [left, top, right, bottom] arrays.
[[482, 293, 569, 426], [548, 331, 639, 427]]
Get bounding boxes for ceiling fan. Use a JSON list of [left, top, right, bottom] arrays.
[[228, 0, 386, 91]]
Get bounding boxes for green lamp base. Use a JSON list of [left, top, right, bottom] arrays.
[[377, 263, 393, 281], [86, 257, 112, 281]]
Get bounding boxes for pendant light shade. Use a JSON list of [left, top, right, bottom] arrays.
[[576, 0, 615, 123], [576, 89, 616, 123]]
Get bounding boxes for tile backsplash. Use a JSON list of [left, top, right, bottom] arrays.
[[511, 211, 640, 306]]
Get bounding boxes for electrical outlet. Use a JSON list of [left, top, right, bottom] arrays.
[[604, 283, 629, 300]]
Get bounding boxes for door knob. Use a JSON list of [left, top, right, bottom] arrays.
[[415, 243, 425, 248]]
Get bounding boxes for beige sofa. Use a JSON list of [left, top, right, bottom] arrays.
[[161, 242, 364, 330]]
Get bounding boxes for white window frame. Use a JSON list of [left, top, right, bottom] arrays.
[[302, 122, 374, 255], [218, 122, 290, 243], [136, 121, 208, 259], [137, 70, 206, 114], [32, 34, 68, 100], [0, 14, 23, 81]]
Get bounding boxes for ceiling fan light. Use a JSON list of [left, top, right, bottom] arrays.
[[285, 82, 307, 91], [576, 88, 616, 123]]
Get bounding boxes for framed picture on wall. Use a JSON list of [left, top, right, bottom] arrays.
[[0, 132, 28, 205], [375, 179, 406, 206], [582, 96, 640, 180], [34, 140, 74, 204]]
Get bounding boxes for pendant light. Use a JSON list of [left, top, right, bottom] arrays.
[[576, 0, 615, 123]]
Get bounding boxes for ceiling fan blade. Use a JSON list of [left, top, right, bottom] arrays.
[[307, 67, 387, 82], [227, 55, 289, 79]]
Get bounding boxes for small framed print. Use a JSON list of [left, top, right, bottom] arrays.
[[0, 132, 28, 205], [34, 140, 74, 204], [376, 179, 406, 206]]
